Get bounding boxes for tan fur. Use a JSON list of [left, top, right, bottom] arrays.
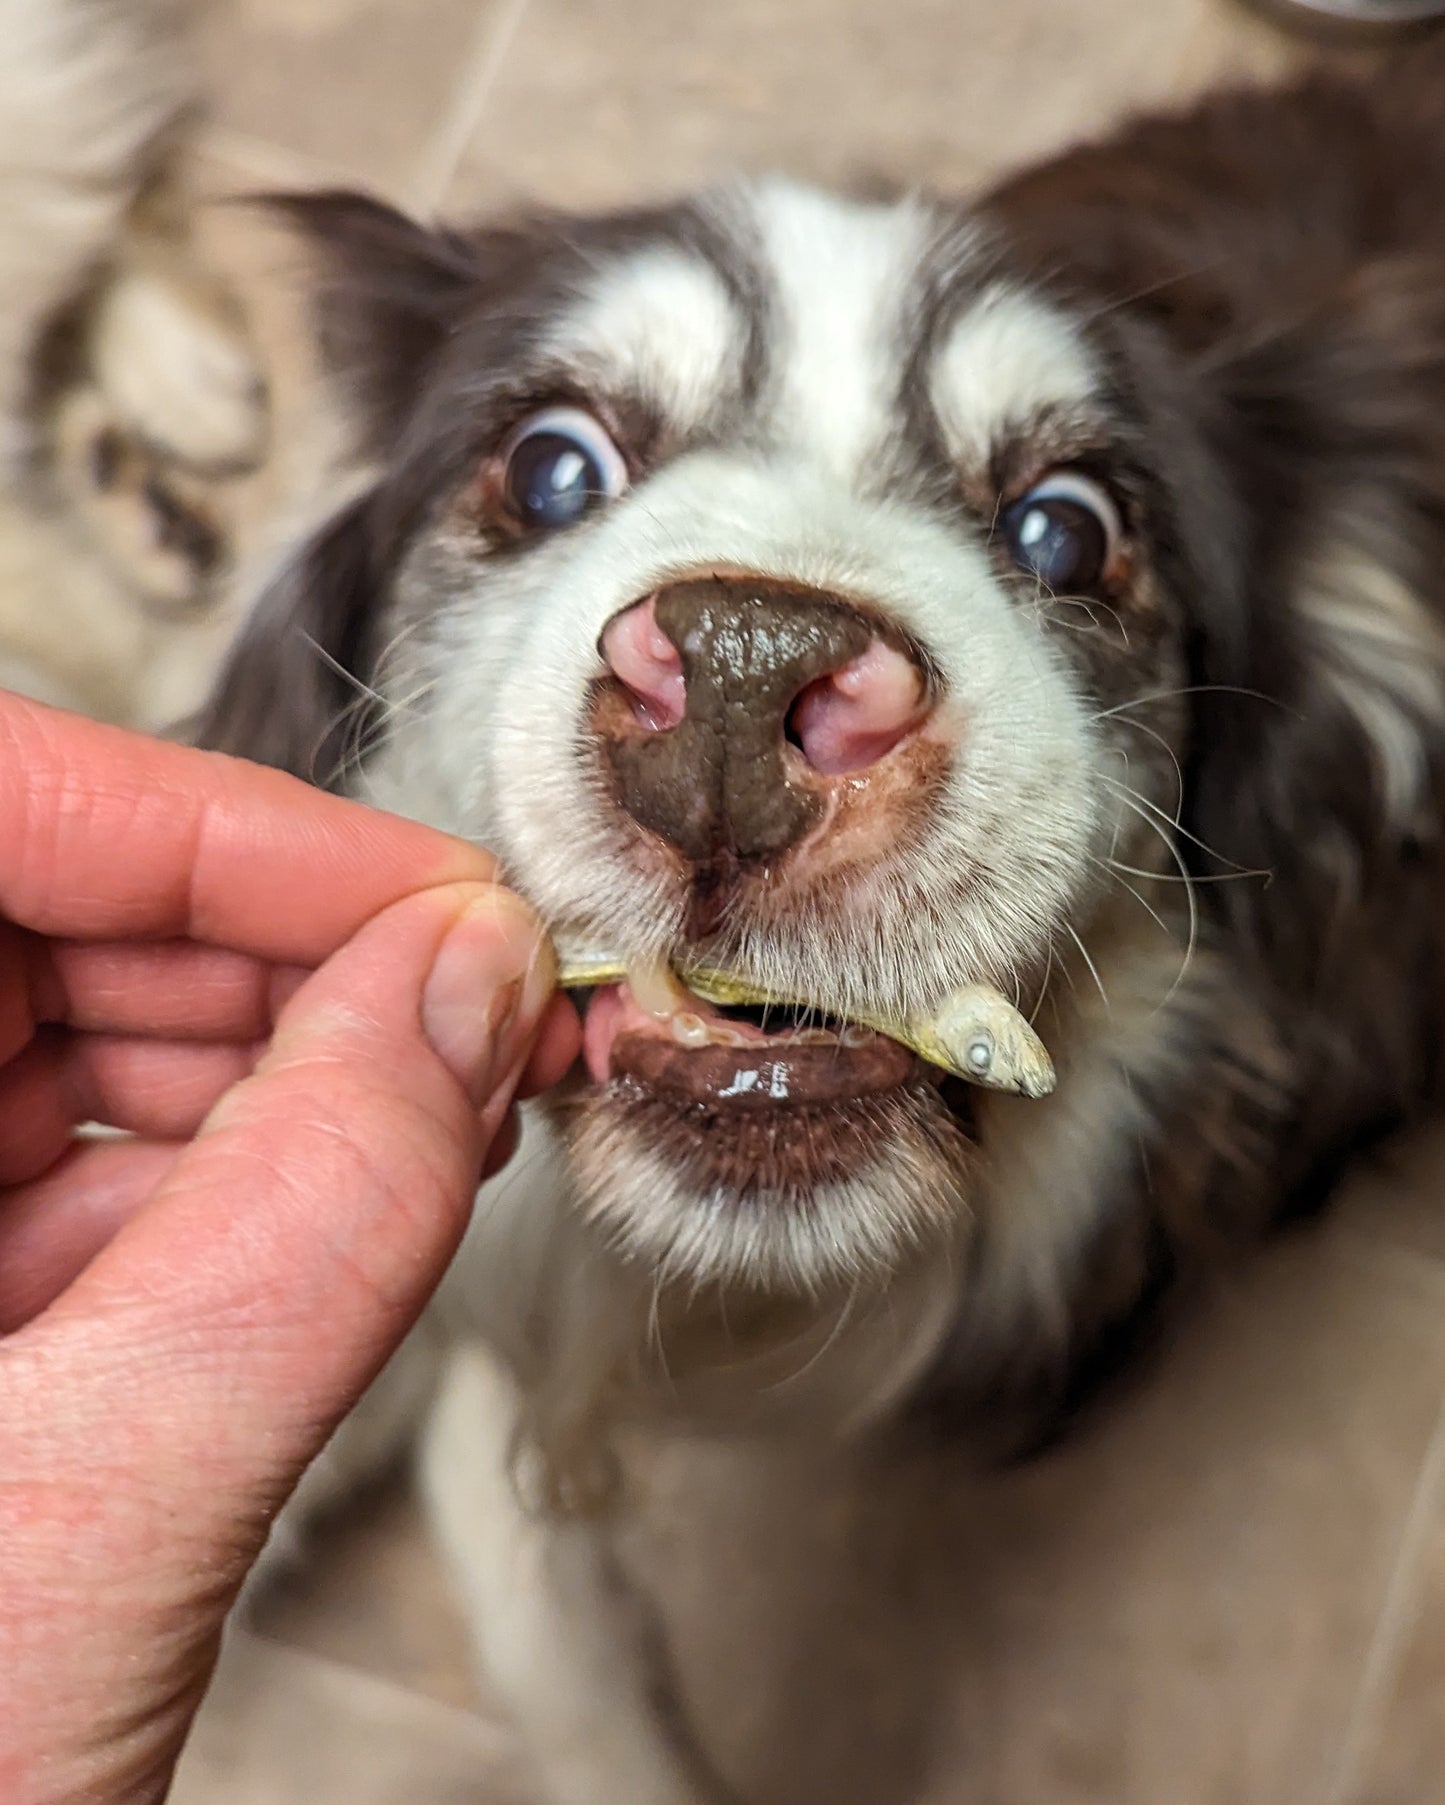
[[0, 0, 266, 730]]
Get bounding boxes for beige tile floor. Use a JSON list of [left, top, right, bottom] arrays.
[[173, 4, 1445, 1801]]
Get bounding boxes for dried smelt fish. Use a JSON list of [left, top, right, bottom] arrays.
[[552, 942, 1055, 1098]]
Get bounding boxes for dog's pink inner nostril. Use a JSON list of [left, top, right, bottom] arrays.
[[602, 595, 685, 730], [789, 639, 929, 775]]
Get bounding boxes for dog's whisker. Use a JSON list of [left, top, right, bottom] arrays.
[[1093, 791, 1202, 1011], [1105, 712, 1187, 819], [1036, 587, 1131, 648], [1064, 921, 1111, 1014], [765, 1271, 865, 1395], [1101, 773, 1273, 878], [645, 1277, 675, 1392], [1091, 856, 1174, 944], [1075, 254, 1234, 326], [1029, 935, 1057, 1025], [1088, 682, 1292, 724], [301, 630, 385, 707]]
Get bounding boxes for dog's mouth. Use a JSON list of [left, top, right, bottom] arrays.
[[558, 951, 986, 1287], [581, 975, 924, 1107], [558, 939, 1055, 1101]]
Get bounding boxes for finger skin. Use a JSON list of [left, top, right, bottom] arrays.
[[0, 1137, 184, 1331], [515, 992, 583, 1097], [35, 940, 308, 1041], [0, 882, 554, 1804], [0, 1033, 259, 1184], [0, 998, 578, 1323], [0, 693, 497, 957], [0, 922, 32, 1066]]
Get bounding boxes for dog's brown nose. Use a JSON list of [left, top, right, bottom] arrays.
[[598, 575, 929, 866]]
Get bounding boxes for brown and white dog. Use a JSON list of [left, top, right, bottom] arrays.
[[12, 12, 1445, 1800]]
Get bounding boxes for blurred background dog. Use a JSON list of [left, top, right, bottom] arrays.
[[0, 0, 265, 729]]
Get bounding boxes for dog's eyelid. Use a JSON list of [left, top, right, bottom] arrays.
[[483, 381, 667, 482]]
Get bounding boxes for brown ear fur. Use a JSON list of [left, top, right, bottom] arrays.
[[195, 194, 489, 781], [198, 489, 383, 785], [266, 190, 485, 451], [984, 60, 1445, 975]]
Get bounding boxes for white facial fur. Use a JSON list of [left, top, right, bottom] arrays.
[[360, 179, 1135, 1292], [742, 180, 939, 480], [542, 244, 749, 437]]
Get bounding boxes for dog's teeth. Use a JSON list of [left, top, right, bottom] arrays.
[[626, 954, 690, 1019], [708, 1024, 753, 1047], [670, 1012, 712, 1049]]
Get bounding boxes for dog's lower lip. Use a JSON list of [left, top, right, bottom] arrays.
[[572, 983, 978, 1206], [610, 1029, 916, 1105]]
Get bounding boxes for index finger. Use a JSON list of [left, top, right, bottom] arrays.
[[0, 694, 496, 960]]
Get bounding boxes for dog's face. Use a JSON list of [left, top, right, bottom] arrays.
[[203, 171, 1409, 1302]]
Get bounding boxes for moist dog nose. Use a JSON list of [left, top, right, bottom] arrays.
[[598, 576, 930, 864]]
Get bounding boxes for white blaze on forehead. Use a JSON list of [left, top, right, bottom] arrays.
[[545, 245, 745, 433], [744, 179, 938, 480], [933, 284, 1101, 468]]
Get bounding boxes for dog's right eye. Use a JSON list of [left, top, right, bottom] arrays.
[[999, 471, 1123, 595], [499, 407, 629, 531]]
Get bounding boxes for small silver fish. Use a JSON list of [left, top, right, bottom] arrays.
[[553, 942, 1055, 1099]]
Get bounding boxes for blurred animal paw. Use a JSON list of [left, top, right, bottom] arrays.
[[88, 249, 270, 476], [52, 385, 230, 617]]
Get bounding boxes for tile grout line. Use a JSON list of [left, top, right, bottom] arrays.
[[1325, 1388, 1445, 1805], [406, 0, 535, 219]]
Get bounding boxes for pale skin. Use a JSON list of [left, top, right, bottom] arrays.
[[0, 693, 580, 1805]]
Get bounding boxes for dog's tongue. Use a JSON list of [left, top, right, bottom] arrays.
[[581, 981, 914, 1103], [581, 984, 632, 1084]]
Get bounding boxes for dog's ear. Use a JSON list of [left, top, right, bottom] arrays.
[[196, 489, 382, 787], [267, 189, 488, 449], [195, 194, 498, 783], [1183, 260, 1445, 989]]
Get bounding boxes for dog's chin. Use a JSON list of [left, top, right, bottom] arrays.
[[556, 991, 980, 1291]]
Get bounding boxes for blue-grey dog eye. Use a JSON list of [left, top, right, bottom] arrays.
[[501, 406, 628, 531], [1001, 471, 1123, 593]]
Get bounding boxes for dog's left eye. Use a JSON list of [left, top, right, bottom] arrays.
[[500, 407, 629, 531], [1000, 472, 1123, 593]]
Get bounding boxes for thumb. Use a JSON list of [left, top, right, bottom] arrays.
[[0, 882, 556, 1805], [26, 880, 556, 1511]]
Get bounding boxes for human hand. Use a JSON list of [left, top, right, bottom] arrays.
[[0, 694, 580, 1804]]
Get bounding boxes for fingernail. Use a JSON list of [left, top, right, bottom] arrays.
[[422, 892, 553, 1104]]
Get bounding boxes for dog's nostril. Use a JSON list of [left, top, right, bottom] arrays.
[[600, 594, 685, 730], [787, 639, 930, 776]]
